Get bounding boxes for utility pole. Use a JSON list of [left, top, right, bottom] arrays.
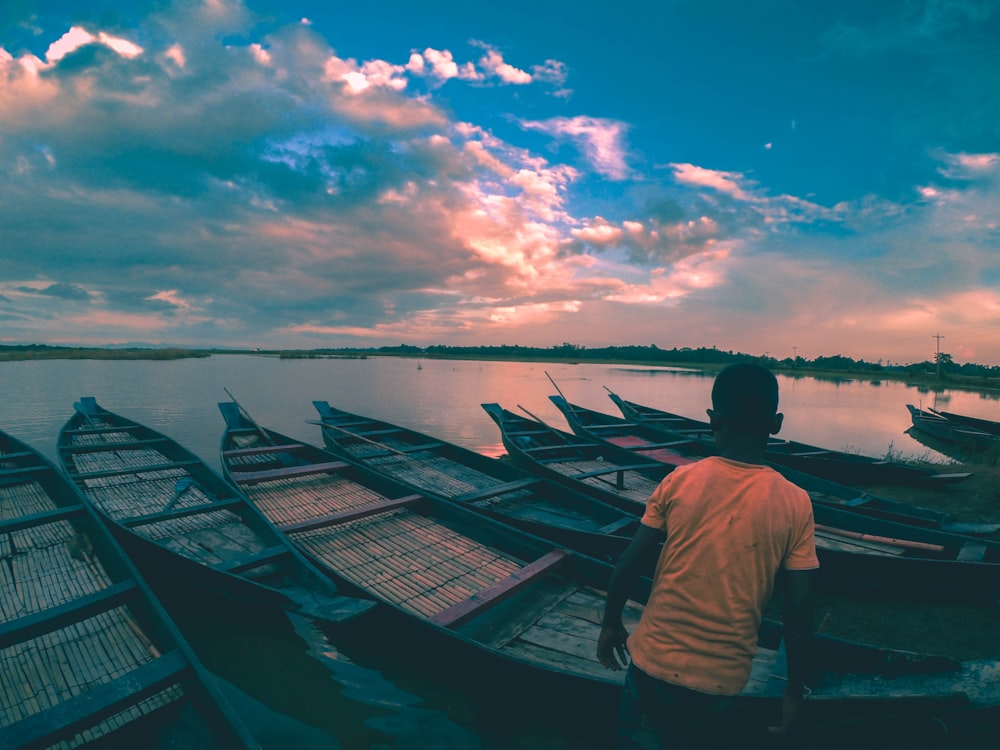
[[933, 333, 945, 378]]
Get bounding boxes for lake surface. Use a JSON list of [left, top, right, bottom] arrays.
[[3, 355, 999, 748]]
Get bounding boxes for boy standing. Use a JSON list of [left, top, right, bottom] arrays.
[[597, 363, 818, 748]]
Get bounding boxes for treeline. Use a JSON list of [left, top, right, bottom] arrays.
[[286, 343, 1000, 377], [0, 345, 210, 361]]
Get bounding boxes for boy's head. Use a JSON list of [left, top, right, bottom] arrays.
[[708, 363, 782, 439]]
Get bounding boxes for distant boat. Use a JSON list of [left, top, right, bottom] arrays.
[[547, 394, 1000, 600], [57, 397, 374, 626], [606, 389, 971, 487], [907, 405, 1000, 451], [0, 425, 257, 749]]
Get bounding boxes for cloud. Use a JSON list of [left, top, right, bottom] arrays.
[[518, 116, 630, 179]]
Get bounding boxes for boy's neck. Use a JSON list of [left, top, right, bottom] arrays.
[[716, 435, 769, 465]]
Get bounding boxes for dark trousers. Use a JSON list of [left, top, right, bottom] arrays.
[[617, 664, 736, 749]]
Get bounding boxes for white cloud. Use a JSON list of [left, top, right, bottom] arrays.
[[46, 26, 143, 62]]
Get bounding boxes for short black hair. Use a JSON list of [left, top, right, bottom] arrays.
[[711, 363, 779, 435]]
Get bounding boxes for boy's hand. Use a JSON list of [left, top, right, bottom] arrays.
[[597, 622, 630, 670]]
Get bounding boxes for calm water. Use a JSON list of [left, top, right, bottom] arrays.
[[3, 355, 999, 748]]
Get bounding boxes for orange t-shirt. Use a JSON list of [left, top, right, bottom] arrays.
[[628, 456, 819, 695]]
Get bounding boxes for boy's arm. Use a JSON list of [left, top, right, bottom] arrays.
[[771, 569, 814, 734], [597, 524, 664, 670]]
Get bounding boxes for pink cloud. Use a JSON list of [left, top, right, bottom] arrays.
[[669, 163, 753, 201], [519, 116, 630, 179]]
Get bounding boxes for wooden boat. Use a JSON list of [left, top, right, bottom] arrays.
[[0, 427, 257, 750], [548, 396, 1000, 599], [933, 409, 1000, 437], [480, 402, 674, 514], [556, 393, 996, 535], [56, 397, 373, 626], [309, 400, 640, 561], [907, 405, 999, 451], [607, 390, 972, 486], [216, 404, 1000, 727]]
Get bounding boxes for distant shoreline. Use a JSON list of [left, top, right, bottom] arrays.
[[2, 345, 999, 395]]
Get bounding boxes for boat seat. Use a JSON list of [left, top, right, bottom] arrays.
[[0, 450, 34, 461], [122, 497, 245, 528], [61, 438, 170, 454], [0, 505, 85, 535], [430, 549, 569, 628], [61, 424, 142, 435], [0, 464, 49, 480], [222, 443, 307, 458], [279, 495, 423, 534], [231, 460, 349, 485], [0, 581, 137, 650], [588, 422, 639, 430], [70, 460, 201, 480], [452, 477, 542, 503], [0, 649, 187, 750]]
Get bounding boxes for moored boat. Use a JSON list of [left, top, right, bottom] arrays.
[[0, 426, 257, 749], [221, 403, 1000, 730], [933, 409, 1000, 437], [908, 405, 1000, 451], [56, 397, 373, 626], [548, 396, 1000, 600], [310, 400, 640, 561], [555, 392, 995, 534], [608, 390, 972, 487]]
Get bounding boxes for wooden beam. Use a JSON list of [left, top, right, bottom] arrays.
[[69, 459, 200, 480], [0, 650, 187, 750], [597, 518, 637, 535], [0, 464, 48, 480], [0, 581, 136, 650], [0, 505, 86, 535], [231, 460, 349, 485], [61, 425, 142, 435], [59, 438, 170, 454], [279, 495, 423, 533], [217, 545, 289, 574], [121, 497, 245, 528], [430, 550, 569, 628], [222, 443, 306, 458]]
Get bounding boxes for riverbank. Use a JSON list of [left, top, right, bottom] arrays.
[[3, 345, 998, 394]]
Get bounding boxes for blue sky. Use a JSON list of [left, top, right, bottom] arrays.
[[2, 0, 999, 363]]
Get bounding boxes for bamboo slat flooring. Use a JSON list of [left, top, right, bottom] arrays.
[[64, 451, 268, 566], [234, 460, 529, 620], [0, 476, 183, 748]]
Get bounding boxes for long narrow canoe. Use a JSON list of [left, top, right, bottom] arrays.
[[907, 405, 1000, 451], [310, 401, 640, 561], [480, 402, 674, 514], [216, 404, 999, 727], [0, 427, 258, 750], [57, 397, 373, 626], [548, 396, 1000, 600], [559, 394, 997, 535], [219, 403, 998, 728], [933, 409, 1000, 437], [607, 390, 972, 487]]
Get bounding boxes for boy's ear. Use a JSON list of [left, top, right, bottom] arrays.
[[770, 412, 784, 435], [706, 408, 722, 431]]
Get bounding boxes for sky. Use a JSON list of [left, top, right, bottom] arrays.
[[1, 0, 999, 364]]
